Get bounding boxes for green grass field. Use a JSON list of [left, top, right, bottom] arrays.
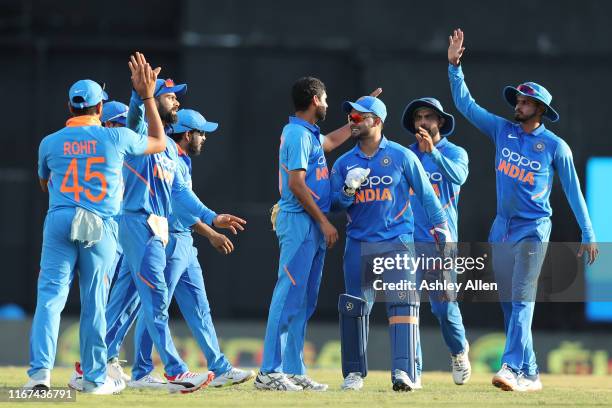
[[1, 367, 611, 407]]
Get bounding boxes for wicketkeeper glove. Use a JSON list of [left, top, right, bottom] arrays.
[[343, 168, 370, 196]]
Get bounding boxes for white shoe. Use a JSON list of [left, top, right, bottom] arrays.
[[107, 358, 131, 382], [413, 376, 423, 390], [287, 374, 328, 391], [127, 373, 167, 389], [492, 363, 525, 391], [68, 362, 83, 391], [253, 372, 302, 391], [165, 371, 214, 394], [341, 372, 363, 391], [82, 376, 126, 395], [23, 369, 50, 390], [392, 369, 415, 392], [517, 373, 543, 392], [451, 342, 472, 385], [210, 367, 255, 387]]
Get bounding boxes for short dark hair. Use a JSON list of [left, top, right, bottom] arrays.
[[69, 98, 100, 117], [292, 77, 326, 112], [169, 131, 186, 144]]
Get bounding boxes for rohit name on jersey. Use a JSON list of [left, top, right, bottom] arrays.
[[355, 175, 393, 203], [496, 147, 541, 185]]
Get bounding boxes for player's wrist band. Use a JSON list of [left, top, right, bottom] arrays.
[[142, 96, 154, 101]]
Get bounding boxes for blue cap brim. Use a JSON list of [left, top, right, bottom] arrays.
[[401, 100, 455, 136], [342, 101, 375, 115], [503, 86, 559, 122], [156, 84, 187, 97], [202, 121, 218, 132]]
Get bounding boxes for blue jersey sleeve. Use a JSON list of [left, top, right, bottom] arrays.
[[37, 138, 50, 180], [553, 140, 596, 243], [285, 131, 311, 171], [330, 159, 354, 211], [113, 127, 148, 156], [127, 90, 148, 135], [403, 150, 447, 226], [172, 168, 218, 226], [448, 64, 508, 143], [428, 144, 469, 185]]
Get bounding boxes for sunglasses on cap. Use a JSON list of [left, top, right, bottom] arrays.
[[348, 112, 376, 124], [517, 84, 537, 96]]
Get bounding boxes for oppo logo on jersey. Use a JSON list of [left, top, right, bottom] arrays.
[[154, 156, 177, 184], [426, 172, 444, 182], [497, 148, 539, 185], [355, 175, 393, 203], [315, 155, 329, 181], [501, 148, 542, 171]]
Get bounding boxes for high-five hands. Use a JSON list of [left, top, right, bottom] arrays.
[[448, 29, 466, 67], [128, 52, 161, 99]]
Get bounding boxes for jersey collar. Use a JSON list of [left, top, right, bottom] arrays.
[[353, 135, 388, 159], [66, 116, 101, 127], [289, 116, 321, 136], [516, 122, 547, 136]]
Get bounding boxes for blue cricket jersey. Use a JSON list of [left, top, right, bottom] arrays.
[[169, 146, 198, 233], [122, 92, 217, 225], [277, 116, 331, 213], [449, 64, 595, 243], [38, 116, 148, 219], [330, 136, 447, 242], [409, 137, 469, 242]]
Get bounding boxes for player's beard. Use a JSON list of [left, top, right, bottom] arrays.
[[315, 104, 327, 122], [158, 104, 178, 124], [515, 110, 537, 123], [188, 135, 202, 156]]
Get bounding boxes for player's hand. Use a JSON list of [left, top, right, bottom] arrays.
[[208, 232, 234, 255], [129, 52, 161, 99], [430, 222, 456, 258], [578, 242, 599, 265], [415, 127, 435, 153], [448, 28, 466, 67], [345, 168, 370, 190], [320, 219, 338, 249], [369, 87, 383, 98], [213, 214, 246, 235]]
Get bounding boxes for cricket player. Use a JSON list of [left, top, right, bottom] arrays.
[[331, 96, 451, 391], [113, 52, 244, 394], [254, 77, 381, 391], [448, 29, 598, 391], [402, 97, 471, 386], [119, 109, 253, 388], [27, 61, 167, 394]]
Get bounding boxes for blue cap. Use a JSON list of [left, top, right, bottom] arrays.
[[101, 101, 128, 125], [154, 78, 187, 97], [401, 97, 455, 136], [342, 96, 387, 122], [68, 79, 108, 109], [169, 109, 219, 134], [503, 82, 559, 122]]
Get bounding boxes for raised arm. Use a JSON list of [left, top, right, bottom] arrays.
[[554, 141, 598, 264], [448, 29, 506, 142], [128, 52, 165, 153]]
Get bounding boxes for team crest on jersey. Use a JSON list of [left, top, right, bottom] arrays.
[[534, 141, 545, 152], [345, 302, 354, 311], [381, 156, 392, 167]]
